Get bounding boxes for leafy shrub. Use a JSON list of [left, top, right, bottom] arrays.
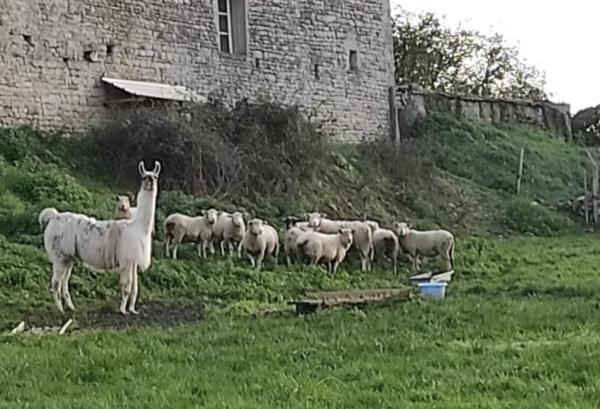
[[502, 198, 575, 237], [76, 99, 330, 202]]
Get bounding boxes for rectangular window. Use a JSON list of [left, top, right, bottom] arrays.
[[217, 0, 247, 55], [349, 50, 358, 71]]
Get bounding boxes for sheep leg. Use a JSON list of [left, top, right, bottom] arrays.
[[236, 241, 243, 258], [60, 262, 76, 311], [219, 240, 226, 257], [197, 241, 205, 259], [331, 260, 341, 275], [51, 260, 69, 313], [412, 252, 420, 272], [361, 254, 369, 272], [118, 265, 134, 315], [128, 264, 140, 315], [256, 250, 265, 269], [164, 236, 171, 258], [227, 240, 235, 258], [208, 240, 216, 256], [248, 254, 256, 268], [273, 242, 280, 262]]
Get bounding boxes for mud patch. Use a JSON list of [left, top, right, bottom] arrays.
[[82, 300, 206, 330]]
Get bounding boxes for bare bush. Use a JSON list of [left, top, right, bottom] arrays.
[[76, 99, 329, 201]]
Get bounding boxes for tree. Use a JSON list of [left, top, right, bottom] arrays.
[[393, 7, 549, 100]]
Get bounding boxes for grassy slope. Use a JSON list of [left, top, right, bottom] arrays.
[[1, 117, 600, 407]]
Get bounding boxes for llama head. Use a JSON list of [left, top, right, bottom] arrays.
[[138, 161, 161, 191]]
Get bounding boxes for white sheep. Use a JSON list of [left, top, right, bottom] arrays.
[[364, 220, 399, 275], [163, 208, 221, 259], [210, 211, 250, 258], [305, 212, 373, 271], [114, 195, 137, 220], [40, 160, 161, 315], [395, 222, 455, 272], [241, 218, 279, 269], [283, 216, 314, 265], [295, 228, 355, 275]]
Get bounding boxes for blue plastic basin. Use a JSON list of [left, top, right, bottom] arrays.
[[417, 282, 448, 300]]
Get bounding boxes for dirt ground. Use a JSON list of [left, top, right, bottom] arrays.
[[81, 300, 206, 330]]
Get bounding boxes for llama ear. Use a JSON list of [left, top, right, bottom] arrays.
[[153, 161, 161, 176], [138, 161, 146, 176]]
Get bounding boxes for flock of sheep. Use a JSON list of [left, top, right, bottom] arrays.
[[36, 161, 456, 316]]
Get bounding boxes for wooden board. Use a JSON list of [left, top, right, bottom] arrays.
[[288, 287, 413, 315], [410, 270, 455, 285]]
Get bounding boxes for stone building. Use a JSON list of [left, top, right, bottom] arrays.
[[0, 0, 396, 141]]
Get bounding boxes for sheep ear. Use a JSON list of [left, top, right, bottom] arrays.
[[216, 211, 223, 217], [320, 213, 327, 218], [337, 228, 343, 234], [243, 213, 252, 221], [115, 194, 121, 201], [302, 212, 309, 219], [407, 223, 412, 229], [351, 229, 357, 234], [138, 161, 146, 176], [263, 220, 269, 225], [201, 210, 207, 215]]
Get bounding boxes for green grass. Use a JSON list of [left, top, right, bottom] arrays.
[[1, 117, 600, 407], [3, 236, 600, 407]]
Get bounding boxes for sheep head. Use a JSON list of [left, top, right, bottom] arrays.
[[230, 212, 245, 228], [115, 195, 131, 212], [202, 208, 219, 225], [248, 219, 264, 236], [337, 228, 354, 249], [395, 222, 412, 237], [306, 212, 326, 229]]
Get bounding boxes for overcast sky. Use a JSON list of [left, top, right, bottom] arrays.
[[390, 0, 595, 114]]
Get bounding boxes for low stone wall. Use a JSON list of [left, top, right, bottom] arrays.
[[395, 84, 572, 140]]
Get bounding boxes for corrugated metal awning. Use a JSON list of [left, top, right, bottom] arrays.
[[102, 77, 202, 102]]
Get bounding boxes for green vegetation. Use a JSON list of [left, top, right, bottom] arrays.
[[0, 104, 599, 407]]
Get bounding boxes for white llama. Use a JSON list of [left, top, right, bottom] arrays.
[[39, 161, 161, 315]]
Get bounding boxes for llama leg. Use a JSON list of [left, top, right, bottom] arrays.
[[118, 265, 134, 315], [51, 261, 67, 313], [128, 264, 140, 315], [61, 262, 76, 311]]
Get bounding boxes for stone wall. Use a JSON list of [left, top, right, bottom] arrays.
[[0, 0, 395, 142], [395, 84, 573, 140]]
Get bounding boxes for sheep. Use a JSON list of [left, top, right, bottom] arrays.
[[304, 212, 374, 271], [364, 221, 399, 275], [395, 222, 455, 272], [114, 195, 137, 220], [40, 160, 161, 315], [163, 208, 221, 259], [282, 216, 314, 265], [241, 218, 279, 269], [295, 228, 355, 275], [211, 211, 250, 258]]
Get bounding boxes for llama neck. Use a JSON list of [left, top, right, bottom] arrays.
[[133, 187, 157, 235]]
